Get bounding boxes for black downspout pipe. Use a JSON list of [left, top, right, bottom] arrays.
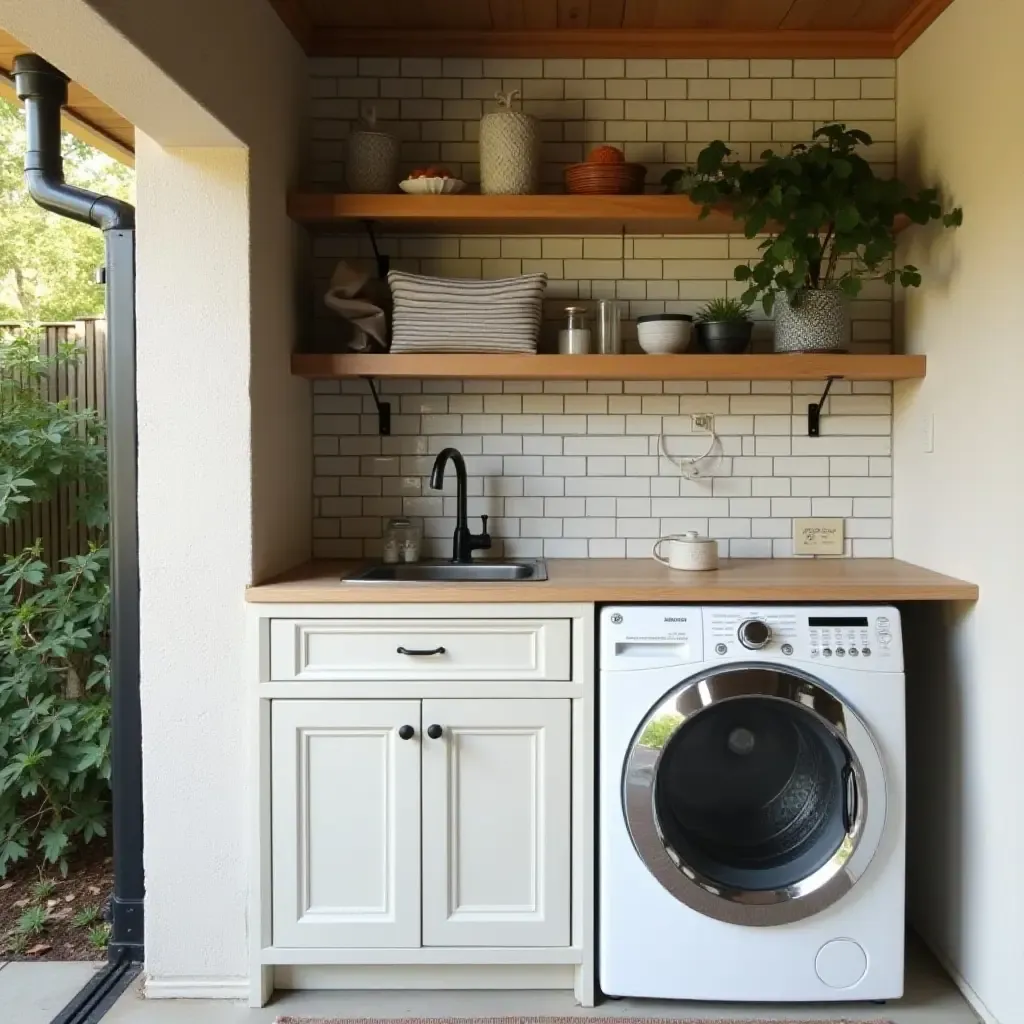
[[13, 54, 144, 966]]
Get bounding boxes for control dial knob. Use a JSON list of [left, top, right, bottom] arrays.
[[738, 618, 772, 650]]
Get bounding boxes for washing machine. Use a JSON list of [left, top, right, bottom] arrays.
[[599, 605, 905, 1002]]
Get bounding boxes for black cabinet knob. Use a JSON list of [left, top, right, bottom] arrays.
[[398, 725, 415, 741], [426, 724, 443, 739]]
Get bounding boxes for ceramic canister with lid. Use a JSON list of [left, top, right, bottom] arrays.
[[345, 106, 399, 194], [652, 530, 719, 571], [479, 90, 539, 195]]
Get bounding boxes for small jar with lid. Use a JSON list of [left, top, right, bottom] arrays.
[[558, 306, 591, 355], [382, 517, 422, 564]]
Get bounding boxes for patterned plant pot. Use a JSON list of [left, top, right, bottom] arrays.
[[773, 288, 849, 352]]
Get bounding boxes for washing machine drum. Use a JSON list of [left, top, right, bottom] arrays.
[[624, 666, 885, 926]]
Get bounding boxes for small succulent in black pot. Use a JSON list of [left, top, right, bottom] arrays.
[[694, 297, 754, 354]]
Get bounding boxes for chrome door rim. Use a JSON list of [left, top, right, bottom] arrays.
[[622, 664, 887, 926]]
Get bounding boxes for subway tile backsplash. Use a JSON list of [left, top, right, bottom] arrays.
[[305, 56, 897, 559], [311, 378, 893, 560]]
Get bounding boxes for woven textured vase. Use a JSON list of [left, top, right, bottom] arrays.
[[480, 90, 539, 195], [773, 288, 849, 352], [345, 130, 398, 193]]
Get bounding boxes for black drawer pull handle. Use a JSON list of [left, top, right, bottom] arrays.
[[398, 725, 415, 741], [396, 645, 446, 657]]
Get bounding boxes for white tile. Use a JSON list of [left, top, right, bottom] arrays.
[[854, 496, 893, 517], [590, 538, 627, 557], [520, 517, 563, 538], [563, 517, 617, 538], [791, 478, 830, 497], [565, 477, 651, 496], [830, 477, 892, 496], [812, 497, 853, 516], [853, 538, 893, 556], [731, 538, 773, 557], [772, 497, 812, 517], [544, 538, 588, 557], [774, 456, 830, 476], [544, 455, 587, 476], [524, 476, 564, 496], [752, 477, 791, 497], [545, 497, 586, 517]]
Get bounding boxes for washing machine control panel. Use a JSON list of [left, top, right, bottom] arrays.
[[705, 605, 902, 669], [601, 606, 902, 670]]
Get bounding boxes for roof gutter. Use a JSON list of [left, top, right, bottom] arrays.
[[12, 53, 144, 971], [13, 54, 134, 229]]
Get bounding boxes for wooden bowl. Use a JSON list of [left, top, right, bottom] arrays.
[[564, 162, 647, 195]]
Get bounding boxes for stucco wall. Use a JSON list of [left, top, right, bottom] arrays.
[[896, 3, 1024, 1023], [0, 0, 309, 993]]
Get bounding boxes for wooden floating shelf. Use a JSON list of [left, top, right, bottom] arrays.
[[292, 353, 926, 382], [288, 193, 912, 237], [289, 193, 744, 235]]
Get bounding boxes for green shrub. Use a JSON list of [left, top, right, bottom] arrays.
[[0, 327, 109, 876]]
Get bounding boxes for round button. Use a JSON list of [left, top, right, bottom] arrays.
[[815, 939, 868, 989], [848, 647, 859, 657], [781, 643, 794, 656], [823, 648, 833, 657], [738, 618, 772, 650], [811, 649, 820, 657], [862, 648, 872, 657], [835, 647, 845, 657], [715, 642, 728, 655]]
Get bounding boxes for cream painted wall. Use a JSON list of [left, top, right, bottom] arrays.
[[0, 0, 309, 992], [896, 3, 1024, 1022]]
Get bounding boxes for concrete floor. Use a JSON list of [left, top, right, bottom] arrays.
[[99, 939, 980, 1024], [0, 959, 103, 1023]]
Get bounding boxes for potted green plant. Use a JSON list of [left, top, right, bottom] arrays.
[[693, 297, 754, 354], [667, 124, 962, 352]]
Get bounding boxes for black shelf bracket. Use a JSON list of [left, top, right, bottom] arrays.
[[364, 376, 391, 436], [362, 219, 390, 279], [808, 375, 842, 437]]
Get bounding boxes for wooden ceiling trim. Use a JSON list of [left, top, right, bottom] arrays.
[[893, 0, 956, 54], [306, 27, 897, 58]]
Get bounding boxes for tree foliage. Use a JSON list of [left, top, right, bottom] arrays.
[[0, 98, 133, 322], [0, 329, 109, 875], [665, 123, 962, 315]]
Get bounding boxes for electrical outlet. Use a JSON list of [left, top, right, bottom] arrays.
[[692, 413, 714, 433]]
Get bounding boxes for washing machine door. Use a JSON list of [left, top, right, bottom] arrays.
[[623, 664, 887, 926]]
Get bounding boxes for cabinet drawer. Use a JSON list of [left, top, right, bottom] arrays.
[[269, 618, 571, 682]]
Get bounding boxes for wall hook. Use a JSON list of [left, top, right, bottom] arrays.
[[807, 376, 842, 437], [364, 377, 391, 436]]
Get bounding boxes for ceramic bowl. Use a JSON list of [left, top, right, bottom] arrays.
[[637, 314, 693, 354], [399, 177, 467, 195]]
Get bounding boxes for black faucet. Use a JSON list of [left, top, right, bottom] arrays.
[[429, 447, 492, 564]]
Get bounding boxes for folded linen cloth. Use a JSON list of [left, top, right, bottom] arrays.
[[389, 270, 546, 353], [323, 261, 390, 351]]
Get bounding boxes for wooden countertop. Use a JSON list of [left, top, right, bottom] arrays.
[[246, 558, 978, 604]]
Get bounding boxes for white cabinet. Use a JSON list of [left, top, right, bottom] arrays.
[[271, 700, 421, 948], [422, 698, 571, 948], [270, 697, 571, 950]]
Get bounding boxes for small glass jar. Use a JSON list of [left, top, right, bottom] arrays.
[[595, 299, 622, 354], [382, 517, 422, 564], [558, 305, 591, 355]]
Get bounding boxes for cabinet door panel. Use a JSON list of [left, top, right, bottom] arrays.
[[422, 698, 571, 947], [271, 700, 420, 948]]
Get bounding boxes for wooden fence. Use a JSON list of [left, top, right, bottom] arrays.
[[1, 319, 108, 562]]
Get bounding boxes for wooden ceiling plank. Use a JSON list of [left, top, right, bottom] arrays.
[[307, 26, 897, 57], [489, 0, 526, 30], [558, 0, 591, 29], [893, 0, 956, 53], [588, 0, 626, 29], [622, 0, 659, 28], [649, 0, 795, 30], [782, 0, 865, 30], [523, 0, 560, 29]]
